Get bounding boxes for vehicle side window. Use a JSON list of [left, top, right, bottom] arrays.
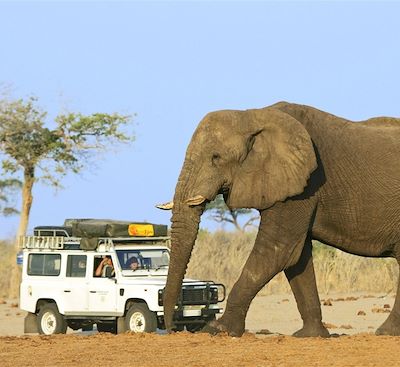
[[27, 254, 61, 276], [66, 255, 87, 278], [36, 230, 54, 236], [55, 230, 68, 237]]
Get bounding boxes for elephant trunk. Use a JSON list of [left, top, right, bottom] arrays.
[[163, 158, 204, 331]]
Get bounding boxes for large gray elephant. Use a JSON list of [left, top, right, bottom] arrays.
[[159, 101, 400, 337]]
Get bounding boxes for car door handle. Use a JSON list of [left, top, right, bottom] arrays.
[[64, 290, 71, 293]]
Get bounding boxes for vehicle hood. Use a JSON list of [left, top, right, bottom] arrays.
[[118, 274, 204, 287]]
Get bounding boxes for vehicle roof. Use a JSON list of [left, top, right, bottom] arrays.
[[34, 226, 72, 235], [114, 244, 169, 250]]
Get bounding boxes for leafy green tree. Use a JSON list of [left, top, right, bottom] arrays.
[[0, 96, 134, 297], [205, 194, 260, 232]]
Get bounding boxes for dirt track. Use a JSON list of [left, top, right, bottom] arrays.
[[1, 293, 399, 366], [1, 332, 400, 367]]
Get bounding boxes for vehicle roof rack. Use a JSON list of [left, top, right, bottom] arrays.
[[19, 235, 170, 250], [34, 226, 72, 236], [20, 235, 80, 249]]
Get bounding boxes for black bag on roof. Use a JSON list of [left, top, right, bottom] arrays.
[[66, 219, 168, 238]]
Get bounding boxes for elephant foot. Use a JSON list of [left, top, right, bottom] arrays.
[[201, 319, 245, 337], [376, 317, 400, 336], [293, 321, 330, 338]]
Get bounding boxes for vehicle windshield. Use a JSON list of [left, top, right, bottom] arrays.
[[116, 248, 170, 271]]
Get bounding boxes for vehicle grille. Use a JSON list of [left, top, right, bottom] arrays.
[[158, 285, 219, 306], [182, 288, 209, 304]]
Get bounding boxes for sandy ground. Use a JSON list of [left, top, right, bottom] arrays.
[[1, 292, 399, 366]]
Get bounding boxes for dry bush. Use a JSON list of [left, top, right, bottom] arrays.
[[0, 240, 14, 297], [313, 242, 398, 295], [186, 231, 398, 296], [186, 230, 257, 294]]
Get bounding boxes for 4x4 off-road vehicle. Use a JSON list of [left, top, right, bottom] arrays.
[[19, 219, 225, 335]]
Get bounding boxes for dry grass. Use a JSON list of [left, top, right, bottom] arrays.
[[186, 230, 398, 296], [1, 231, 397, 298], [0, 240, 14, 297]]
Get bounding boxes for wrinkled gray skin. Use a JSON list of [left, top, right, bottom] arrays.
[[163, 102, 400, 337]]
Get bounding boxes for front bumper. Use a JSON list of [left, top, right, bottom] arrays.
[[174, 305, 221, 319], [158, 281, 225, 324]]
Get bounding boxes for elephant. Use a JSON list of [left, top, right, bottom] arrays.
[[158, 101, 400, 337]]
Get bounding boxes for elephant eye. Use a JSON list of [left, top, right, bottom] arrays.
[[211, 153, 221, 166]]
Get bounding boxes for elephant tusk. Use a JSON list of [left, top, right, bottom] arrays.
[[185, 195, 206, 206], [155, 201, 174, 210]]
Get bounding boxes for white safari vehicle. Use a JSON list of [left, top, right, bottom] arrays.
[[19, 220, 225, 335]]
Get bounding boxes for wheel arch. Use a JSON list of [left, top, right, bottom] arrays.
[[124, 298, 147, 314], [36, 298, 58, 313], [36, 301, 67, 335]]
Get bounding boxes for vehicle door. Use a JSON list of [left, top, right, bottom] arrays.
[[87, 254, 118, 314], [62, 254, 89, 313]]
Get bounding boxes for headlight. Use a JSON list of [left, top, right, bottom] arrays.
[[158, 289, 164, 306], [210, 287, 218, 303]]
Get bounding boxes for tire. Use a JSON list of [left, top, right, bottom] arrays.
[[37, 303, 67, 335], [97, 321, 117, 333], [125, 303, 157, 333]]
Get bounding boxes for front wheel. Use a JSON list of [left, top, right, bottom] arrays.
[[37, 304, 67, 335], [125, 303, 157, 333]]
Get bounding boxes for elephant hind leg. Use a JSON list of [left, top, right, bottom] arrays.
[[284, 238, 329, 338], [376, 258, 400, 336]]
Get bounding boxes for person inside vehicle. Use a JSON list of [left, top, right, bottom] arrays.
[[78, 260, 86, 270], [76, 259, 86, 276], [126, 256, 139, 271], [95, 256, 115, 277]]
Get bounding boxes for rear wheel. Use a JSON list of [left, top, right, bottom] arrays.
[[125, 303, 157, 333], [37, 304, 67, 335]]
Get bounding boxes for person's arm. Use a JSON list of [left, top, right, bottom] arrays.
[[95, 258, 107, 276]]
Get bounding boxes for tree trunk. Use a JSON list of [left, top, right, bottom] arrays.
[[8, 166, 35, 299]]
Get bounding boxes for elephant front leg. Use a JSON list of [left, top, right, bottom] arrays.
[[203, 200, 316, 337], [284, 238, 329, 337], [202, 234, 285, 337], [376, 259, 400, 336]]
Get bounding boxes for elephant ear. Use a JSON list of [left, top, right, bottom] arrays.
[[228, 108, 317, 210]]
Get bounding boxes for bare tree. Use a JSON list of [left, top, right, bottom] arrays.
[[205, 194, 259, 232]]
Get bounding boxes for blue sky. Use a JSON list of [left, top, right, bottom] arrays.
[[0, 1, 399, 238]]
